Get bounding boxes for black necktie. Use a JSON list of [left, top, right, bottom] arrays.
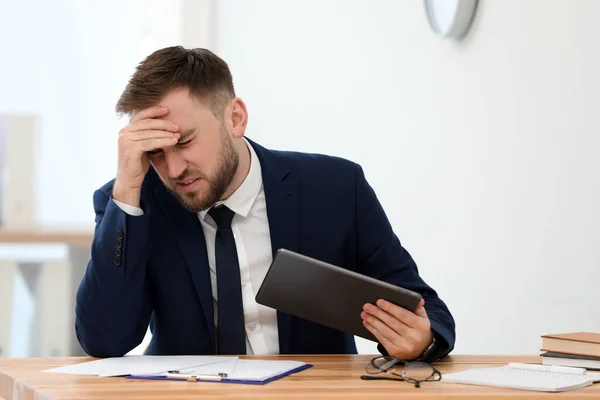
[[208, 205, 246, 355]]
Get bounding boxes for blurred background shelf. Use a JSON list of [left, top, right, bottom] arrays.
[[0, 228, 93, 359], [0, 228, 93, 246]]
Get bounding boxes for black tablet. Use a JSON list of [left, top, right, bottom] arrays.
[[255, 248, 422, 342]]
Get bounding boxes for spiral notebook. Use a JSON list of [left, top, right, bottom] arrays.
[[442, 363, 600, 392]]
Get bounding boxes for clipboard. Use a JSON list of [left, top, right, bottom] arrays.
[[127, 361, 312, 385]]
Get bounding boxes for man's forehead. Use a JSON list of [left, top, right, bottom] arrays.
[[160, 88, 214, 112], [128, 90, 216, 129]]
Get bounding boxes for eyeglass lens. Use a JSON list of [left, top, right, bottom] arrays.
[[403, 362, 436, 381], [372, 357, 400, 371]]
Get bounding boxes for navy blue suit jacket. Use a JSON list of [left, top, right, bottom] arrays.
[[75, 139, 455, 361]]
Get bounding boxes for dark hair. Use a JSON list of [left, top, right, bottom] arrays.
[[115, 46, 235, 118]]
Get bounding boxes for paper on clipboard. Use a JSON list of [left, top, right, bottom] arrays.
[[128, 359, 312, 384]]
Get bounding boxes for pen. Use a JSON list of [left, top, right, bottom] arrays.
[[166, 371, 228, 382]]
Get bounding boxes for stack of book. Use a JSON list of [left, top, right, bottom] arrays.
[[541, 332, 600, 370]]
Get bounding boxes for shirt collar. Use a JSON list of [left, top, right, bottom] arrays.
[[199, 138, 263, 220]]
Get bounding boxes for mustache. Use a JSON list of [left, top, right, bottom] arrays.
[[173, 169, 203, 181]]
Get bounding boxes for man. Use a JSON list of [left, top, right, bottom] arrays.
[[75, 46, 455, 362]]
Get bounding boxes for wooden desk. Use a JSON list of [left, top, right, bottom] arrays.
[[1, 355, 599, 399]]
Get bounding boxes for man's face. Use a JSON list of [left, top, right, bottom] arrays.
[[148, 87, 239, 212]]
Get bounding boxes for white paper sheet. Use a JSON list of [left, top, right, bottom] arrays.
[[43, 355, 237, 377], [226, 360, 307, 381]]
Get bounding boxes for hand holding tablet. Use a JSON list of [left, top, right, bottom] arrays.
[[256, 249, 423, 345]]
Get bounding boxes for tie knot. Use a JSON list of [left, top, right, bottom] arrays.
[[208, 205, 235, 229]]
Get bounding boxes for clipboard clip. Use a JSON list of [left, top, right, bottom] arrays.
[[166, 370, 228, 382]]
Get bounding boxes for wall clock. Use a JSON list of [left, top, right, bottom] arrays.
[[424, 0, 478, 40]]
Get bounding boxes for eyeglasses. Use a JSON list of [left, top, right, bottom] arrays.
[[361, 356, 442, 388]]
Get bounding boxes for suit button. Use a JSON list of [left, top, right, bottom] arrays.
[[114, 256, 121, 266], [116, 230, 124, 240], [115, 248, 122, 257], [116, 238, 123, 249]]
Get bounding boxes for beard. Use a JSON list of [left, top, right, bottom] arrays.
[[163, 129, 239, 213]]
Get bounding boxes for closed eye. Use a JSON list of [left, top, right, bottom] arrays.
[[176, 137, 194, 147]]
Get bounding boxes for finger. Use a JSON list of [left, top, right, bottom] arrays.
[[414, 299, 428, 318], [363, 320, 400, 357], [375, 299, 421, 329], [363, 303, 410, 337], [137, 137, 179, 152], [127, 118, 180, 133], [130, 106, 169, 123], [126, 130, 181, 142], [361, 311, 406, 345]]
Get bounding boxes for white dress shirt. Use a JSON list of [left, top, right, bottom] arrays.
[[113, 139, 279, 355]]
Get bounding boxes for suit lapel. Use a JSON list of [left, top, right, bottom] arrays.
[[250, 140, 300, 354], [153, 184, 216, 353]]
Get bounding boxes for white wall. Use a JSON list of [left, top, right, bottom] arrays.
[[0, 0, 187, 228], [213, 0, 600, 354]]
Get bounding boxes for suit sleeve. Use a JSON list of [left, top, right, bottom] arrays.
[[353, 164, 456, 362], [75, 189, 153, 357]]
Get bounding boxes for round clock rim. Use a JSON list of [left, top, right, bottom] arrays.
[[424, 0, 478, 39]]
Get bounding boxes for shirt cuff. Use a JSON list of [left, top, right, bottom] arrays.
[[112, 197, 144, 216]]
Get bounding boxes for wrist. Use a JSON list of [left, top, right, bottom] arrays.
[[416, 331, 437, 361], [112, 180, 142, 208]]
